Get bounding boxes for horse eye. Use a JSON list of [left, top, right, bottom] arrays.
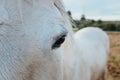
[[52, 34, 66, 49]]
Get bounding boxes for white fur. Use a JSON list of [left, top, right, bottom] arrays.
[[0, 0, 68, 80], [0, 0, 109, 80], [63, 27, 109, 80], [73, 27, 109, 80]]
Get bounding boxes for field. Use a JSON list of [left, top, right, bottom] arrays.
[[107, 32, 120, 80]]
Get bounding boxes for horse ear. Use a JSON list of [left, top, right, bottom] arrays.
[[0, 3, 9, 25]]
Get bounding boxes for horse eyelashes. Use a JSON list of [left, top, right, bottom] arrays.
[[52, 34, 66, 49]]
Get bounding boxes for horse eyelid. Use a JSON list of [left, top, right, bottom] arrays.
[[52, 34, 66, 49]]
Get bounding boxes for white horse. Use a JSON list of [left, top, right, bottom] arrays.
[[74, 27, 109, 80], [63, 27, 109, 80], [0, 0, 109, 80], [0, 0, 70, 80]]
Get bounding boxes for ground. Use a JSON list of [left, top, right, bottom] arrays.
[[107, 32, 120, 80]]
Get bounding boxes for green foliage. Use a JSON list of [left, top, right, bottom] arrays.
[[80, 14, 86, 22], [116, 24, 120, 31], [104, 23, 116, 31], [91, 20, 96, 24], [74, 20, 81, 25], [77, 24, 86, 29], [97, 19, 103, 24], [67, 12, 120, 31], [67, 11, 72, 17], [74, 16, 120, 31], [75, 20, 120, 31]]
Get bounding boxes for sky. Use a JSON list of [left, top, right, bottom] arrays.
[[63, 0, 120, 21]]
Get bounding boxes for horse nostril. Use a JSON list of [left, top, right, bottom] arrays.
[[52, 34, 66, 49]]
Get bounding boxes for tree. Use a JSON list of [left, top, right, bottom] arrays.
[[104, 23, 116, 31], [67, 11, 72, 16], [97, 19, 103, 24], [80, 14, 86, 22], [91, 20, 95, 23], [116, 24, 120, 31], [88, 19, 96, 25]]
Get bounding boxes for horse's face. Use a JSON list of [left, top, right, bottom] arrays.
[[23, 0, 68, 80], [2, 0, 68, 80]]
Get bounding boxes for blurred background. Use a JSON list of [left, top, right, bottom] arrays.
[[63, 0, 120, 80]]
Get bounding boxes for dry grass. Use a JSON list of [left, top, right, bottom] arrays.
[[106, 32, 120, 80]]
